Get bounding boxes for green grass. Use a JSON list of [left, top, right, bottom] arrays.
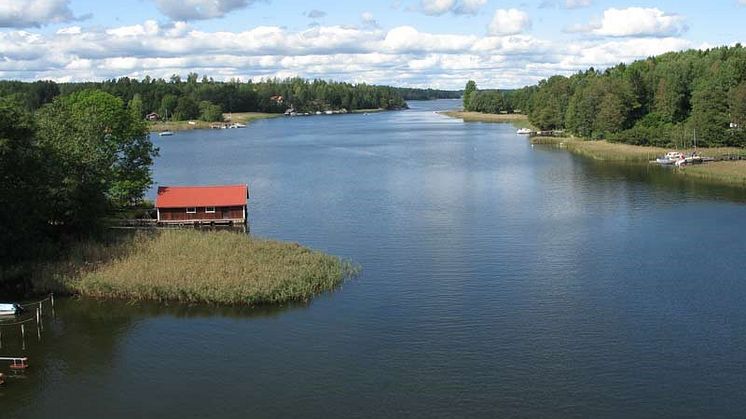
[[31, 230, 357, 305]]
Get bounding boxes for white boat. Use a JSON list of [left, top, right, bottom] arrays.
[[232, 123, 246, 128], [0, 303, 22, 316], [656, 151, 684, 165], [158, 131, 174, 136], [516, 128, 532, 135]]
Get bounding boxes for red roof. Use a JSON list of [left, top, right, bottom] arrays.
[[156, 185, 248, 208]]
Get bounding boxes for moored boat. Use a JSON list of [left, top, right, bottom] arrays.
[[516, 128, 532, 135], [656, 151, 684, 165], [158, 131, 174, 136], [0, 303, 23, 316]]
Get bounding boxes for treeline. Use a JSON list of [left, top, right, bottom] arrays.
[[395, 87, 461, 100], [0, 90, 157, 282], [463, 45, 746, 148], [463, 81, 534, 114], [0, 75, 409, 122]]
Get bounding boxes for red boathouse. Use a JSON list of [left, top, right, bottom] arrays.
[[155, 184, 248, 225]]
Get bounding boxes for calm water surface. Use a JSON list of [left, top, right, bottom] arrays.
[[4, 100, 746, 418]]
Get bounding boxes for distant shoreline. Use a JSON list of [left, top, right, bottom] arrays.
[[148, 108, 389, 132], [438, 110, 529, 123], [532, 136, 746, 188], [148, 112, 281, 132]]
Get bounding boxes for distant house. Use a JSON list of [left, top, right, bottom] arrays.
[[270, 95, 284, 104], [145, 112, 161, 121], [155, 184, 249, 225]]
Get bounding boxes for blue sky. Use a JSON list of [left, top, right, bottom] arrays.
[[1, 0, 745, 88]]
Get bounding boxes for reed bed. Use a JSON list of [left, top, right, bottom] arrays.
[[31, 230, 356, 305], [678, 161, 746, 186], [439, 111, 528, 123], [531, 136, 746, 162]]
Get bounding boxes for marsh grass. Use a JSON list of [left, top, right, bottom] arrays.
[[531, 136, 746, 188], [679, 161, 746, 186], [531, 136, 746, 162], [31, 230, 357, 305], [439, 111, 529, 123]]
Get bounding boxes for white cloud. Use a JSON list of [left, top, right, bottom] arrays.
[[152, 0, 257, 21], [0, 0, 78, 28], [421, 0, 455, 15], [0, 19, 700, 90], [420, 0, 486, 16], [565, 0, 592, 9], [488, 9, 531, 35], [593, 7, 686, 37], [305, 9, 327, 19], [361, 11, 380, 29], [455, 0, 487, 15]]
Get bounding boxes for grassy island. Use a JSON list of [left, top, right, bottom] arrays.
[[439, 111, 529, 123], [31, 230, 356, 305]]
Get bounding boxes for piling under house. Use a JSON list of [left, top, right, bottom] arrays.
[[155, 185, 249, 226]]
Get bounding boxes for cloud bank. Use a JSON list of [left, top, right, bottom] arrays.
[[0, 16, 699, 89]]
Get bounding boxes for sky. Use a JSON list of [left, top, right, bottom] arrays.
[[1, 0, 745, 89]]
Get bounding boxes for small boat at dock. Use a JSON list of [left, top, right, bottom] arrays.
[[0, 303, 23, 316], [158, 131, 174, 136], [516, 128, 532, 135], [655, 151, 684, 165]]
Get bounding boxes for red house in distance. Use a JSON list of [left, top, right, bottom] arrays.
[[155, 184, 249, 226]]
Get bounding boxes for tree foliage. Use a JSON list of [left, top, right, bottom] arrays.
[[0, 76, 411, 119], [461, 45, 746, 147], [36, 89, 158, 232]]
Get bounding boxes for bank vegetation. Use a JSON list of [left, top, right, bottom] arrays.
[[30, 230, 356, 305]]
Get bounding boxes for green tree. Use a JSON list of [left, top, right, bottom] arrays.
[[173, 95, 199, 120], [36, 89, 158, 231], [199, 100, 223, 122], [690, 79, 730, 146], [128, 93, 144, 119], [0, 98, 50, 263], [463, 80, 477, 110], [160, 94, 177, 119]]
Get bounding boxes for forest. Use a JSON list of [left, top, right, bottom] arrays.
[[463, 45, 746, 148], [0, 90, 157, 286], [0, 75, 411, 122]]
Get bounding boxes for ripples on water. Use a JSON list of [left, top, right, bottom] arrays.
[[5, 100, 746, 418]]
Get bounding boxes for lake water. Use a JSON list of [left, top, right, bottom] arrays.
[[4, 100, 746, 418]]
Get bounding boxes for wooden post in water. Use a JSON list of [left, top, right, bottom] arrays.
[[38, 306, 43, 332], [21, 324, 26, 350], [51, 293, 55, 319]]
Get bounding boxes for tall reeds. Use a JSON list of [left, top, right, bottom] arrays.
[[31, 230, 356, 305]]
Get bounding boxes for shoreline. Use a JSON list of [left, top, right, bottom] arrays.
[[148, 108, 390, 132], [148, 112, 282, 132], [438, 110, 529, 123], [532, 136, 746, 187]]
